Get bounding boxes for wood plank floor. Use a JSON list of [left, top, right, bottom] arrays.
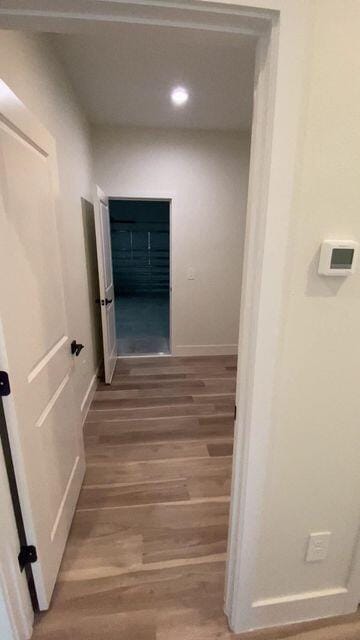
[[32, 355, 360, 640], [32, 355, 235, 639]]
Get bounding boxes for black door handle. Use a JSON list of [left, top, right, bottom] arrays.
[[71, 340, 84, 356], [95, 298, 112, 306]]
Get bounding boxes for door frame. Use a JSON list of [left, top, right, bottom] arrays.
[[0, 4, 280, 637], [1, 0, 341, 636], [108, 193, 174, 357]]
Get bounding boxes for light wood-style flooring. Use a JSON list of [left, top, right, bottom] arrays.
[[32, 355, 360, 640]]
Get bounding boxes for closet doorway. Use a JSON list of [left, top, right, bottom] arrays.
[[109, 198, 171, 356]]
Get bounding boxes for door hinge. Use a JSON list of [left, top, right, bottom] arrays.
[[234, 405, 237, 421], [18, 545, 37, 572], [0, 371, 10, 396]]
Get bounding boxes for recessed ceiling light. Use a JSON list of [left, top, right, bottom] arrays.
[[171, 86, 189, 106]]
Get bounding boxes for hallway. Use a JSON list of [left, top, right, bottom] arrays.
[[32, 355, 236, 639]]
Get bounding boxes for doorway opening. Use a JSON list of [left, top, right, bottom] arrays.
[[109, 198, 171, 356], [0, 2, 286, 637]]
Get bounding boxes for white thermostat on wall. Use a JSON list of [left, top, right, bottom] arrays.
[[318, 240, 359, 276]]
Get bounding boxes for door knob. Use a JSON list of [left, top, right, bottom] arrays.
[[71, 340, 84, 356], [95, 298, 112, 306]]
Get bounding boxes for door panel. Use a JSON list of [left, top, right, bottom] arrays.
[[0, 81, 85, 608], [0, 418, 33, 640], [102, 201, 113, 291], [94, 187, 116, 383]]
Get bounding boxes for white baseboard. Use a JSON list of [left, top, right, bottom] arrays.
[[80, 369, 98, 426], [247, 587, 353, 632], [173, 344, 238, 357]]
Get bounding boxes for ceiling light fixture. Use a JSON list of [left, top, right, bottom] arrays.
[[171, 86, 189, 106]]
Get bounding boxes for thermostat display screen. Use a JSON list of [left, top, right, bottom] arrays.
[[318, 240, 358, 276], [330, 248, 354, 269]]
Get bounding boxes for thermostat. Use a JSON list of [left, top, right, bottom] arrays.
[[318, 240, 358, 276]]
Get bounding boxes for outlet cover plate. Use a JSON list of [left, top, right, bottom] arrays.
[[306, 531, 331, 562]]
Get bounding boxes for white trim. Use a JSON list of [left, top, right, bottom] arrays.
[[344, 524, 360, 612], [80, 369, 99, 424], [0, 10, 260, 36], [250, 588, 353, 630], [253, 587, 348, 609], [174, 344, 237, 356], [225, 18, 280, 628], [0, 1, 274, 36]]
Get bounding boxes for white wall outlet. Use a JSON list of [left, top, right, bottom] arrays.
[[187, 267, 195, 280], [306, 532, 331, 562]]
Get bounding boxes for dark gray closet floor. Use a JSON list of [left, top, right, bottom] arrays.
[[115, 295, 170, 355]]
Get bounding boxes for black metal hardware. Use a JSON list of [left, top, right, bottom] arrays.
[[234, 405, 237, 421], [18, 545, 38, 572], [95, 298, 112, 306], [71, 340, 84, 356], [0, 371, 11, 396]]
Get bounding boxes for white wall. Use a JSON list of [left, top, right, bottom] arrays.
[[226, 0, 360, 632], [92, 125, 250, 356], [255, 0, 360, 605], [0, 31, 99, 418]]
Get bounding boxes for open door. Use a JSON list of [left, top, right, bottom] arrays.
[[94, 186, 117, 383], [0, 80, 85, 609]]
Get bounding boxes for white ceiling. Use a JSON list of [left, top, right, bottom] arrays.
[[51, 24, 256, 131]]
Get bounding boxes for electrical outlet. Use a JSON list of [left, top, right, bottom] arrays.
[[306, 532, 331, 562]]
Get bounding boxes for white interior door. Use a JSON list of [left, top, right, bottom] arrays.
[[0, 441, 33, 640], [0, 80, 85, 609], [94, 186, 117, 383]]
